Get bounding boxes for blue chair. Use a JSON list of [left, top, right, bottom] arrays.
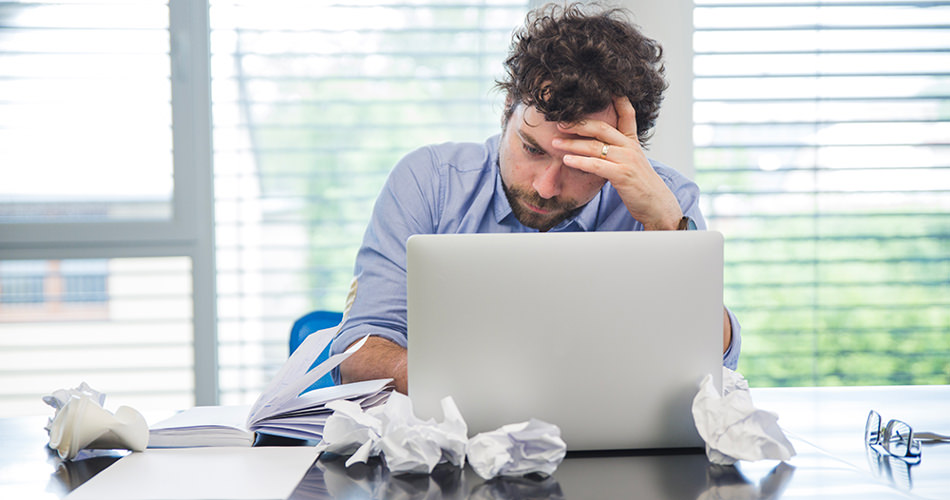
[[289, 310, 344, 392]]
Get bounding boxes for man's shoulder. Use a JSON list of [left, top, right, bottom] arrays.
[[391, 136, 497, 180], [421, 135, 499, 174], [383, 136, 500, 217], [647, 158, 695, 189]]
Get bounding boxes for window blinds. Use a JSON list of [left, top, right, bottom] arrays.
[[693, 0, 950, 386], [0, 0, 174, 223], [0, 1, 199, 416], [0, 256, 195, 416], [210, 1, 529, 403]]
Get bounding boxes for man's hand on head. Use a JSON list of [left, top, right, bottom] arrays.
[[339, 336, 408, 394], [553, 96, 684, 231]]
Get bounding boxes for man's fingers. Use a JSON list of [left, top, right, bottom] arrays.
[[552, 136, 621, 160], [614, 96, 639, 140], [555, 120, 629, 153], [561, 153, 610, 177]]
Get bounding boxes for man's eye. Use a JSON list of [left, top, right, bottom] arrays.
[[522, 143, 544, 156]]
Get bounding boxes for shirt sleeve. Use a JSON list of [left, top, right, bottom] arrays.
[[722, 308, 742, 370], [328, 147, 441, 383]]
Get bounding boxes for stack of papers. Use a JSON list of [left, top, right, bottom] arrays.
[[148, 328, 392, 447], [149, 405, 254, 447], [248, 379, 390, 441]]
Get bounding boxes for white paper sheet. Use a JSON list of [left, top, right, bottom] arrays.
[[64, 446, 320, 500], [247, 334, 370, 424], [151, 405, 252, 430], [264, 378, 391, 417]]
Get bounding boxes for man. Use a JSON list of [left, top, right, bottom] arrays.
[[329, 3, 740, 394]]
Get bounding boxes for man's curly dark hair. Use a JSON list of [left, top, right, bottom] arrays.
[[496, 2, 667, 146]]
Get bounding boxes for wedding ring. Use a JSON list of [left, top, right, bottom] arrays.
[[600, 143, 610, 159]]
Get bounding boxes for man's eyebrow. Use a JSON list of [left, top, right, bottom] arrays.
[[516, 129, 548, 154]]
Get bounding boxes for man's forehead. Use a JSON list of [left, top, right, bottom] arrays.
[[518, 102, 619, 130]]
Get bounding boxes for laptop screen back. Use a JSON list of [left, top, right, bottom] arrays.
[[407, 231, 723, 451]]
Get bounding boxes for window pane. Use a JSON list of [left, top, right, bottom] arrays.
[[694, 1, 950, 387], [0, 1, 173, 223], [0, 257, 194, 417], [210, 1, 528, 404]]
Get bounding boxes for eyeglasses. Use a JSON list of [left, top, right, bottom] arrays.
[[864, 410, 921, 462]]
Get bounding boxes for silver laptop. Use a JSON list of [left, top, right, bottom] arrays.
[[406, 231, 724, 451]]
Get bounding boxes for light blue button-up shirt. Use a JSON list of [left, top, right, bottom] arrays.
[[330, 134, 741, 378]]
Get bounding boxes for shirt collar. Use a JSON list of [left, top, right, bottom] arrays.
[[491, 166, 517, 225], [567, 191, 602, 231]]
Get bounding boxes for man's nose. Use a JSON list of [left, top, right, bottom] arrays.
[[533, 161, 563, 199]]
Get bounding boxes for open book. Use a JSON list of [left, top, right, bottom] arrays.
[[148, 327, 391, 447]]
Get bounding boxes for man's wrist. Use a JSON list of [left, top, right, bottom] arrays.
[[677, 216, 696, 231], [643, 213, 684, 231]]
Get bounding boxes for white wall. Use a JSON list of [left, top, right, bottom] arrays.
[[619, 0, 694, 178]]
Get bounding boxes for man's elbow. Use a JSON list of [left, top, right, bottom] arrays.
[[722, 308, 732, 354]]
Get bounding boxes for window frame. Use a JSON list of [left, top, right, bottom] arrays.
[[0, 0, 219, 405]]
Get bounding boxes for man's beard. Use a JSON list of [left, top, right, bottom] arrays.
[[501, 179, 581, 232]]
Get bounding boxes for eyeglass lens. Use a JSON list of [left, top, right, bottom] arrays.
[[885, 420, 913, 457], [866, 410, 882, 446]]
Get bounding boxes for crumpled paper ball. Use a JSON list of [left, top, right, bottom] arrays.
[[691, 368, 796, 465], [44, 381, 105, 413], [44, 382, 148, 461], [466, 419, 566, 480], [315, 398, 384, 464], [315, 391, 467, 475]]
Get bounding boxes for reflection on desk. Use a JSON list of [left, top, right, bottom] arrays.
[[288, 452, 796, 500], [866, 445, 916, 493], [48, 452, 123, 496]]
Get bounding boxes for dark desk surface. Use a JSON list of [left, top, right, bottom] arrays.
[[2, 386, 947, 500]]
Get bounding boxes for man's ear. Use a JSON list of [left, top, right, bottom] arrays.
[[501, 94, 516, 129]]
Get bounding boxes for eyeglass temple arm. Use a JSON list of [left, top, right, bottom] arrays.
[[914, 431, 950, 442]]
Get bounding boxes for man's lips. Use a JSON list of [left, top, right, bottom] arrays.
[[523, 200, 552, 214]]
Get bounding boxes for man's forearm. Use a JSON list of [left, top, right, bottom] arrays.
[[339, 336, 409, 394]]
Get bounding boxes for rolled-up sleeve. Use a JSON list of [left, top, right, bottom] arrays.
[[722, 308, 741, 370], [329, 147, 441, 383]]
